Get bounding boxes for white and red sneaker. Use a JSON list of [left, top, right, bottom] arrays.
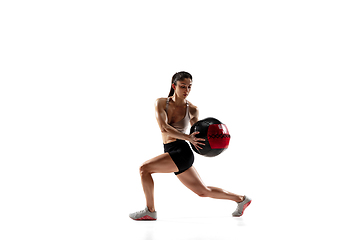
[[129, 207, 157, 221], [232, 196, 252, 217]]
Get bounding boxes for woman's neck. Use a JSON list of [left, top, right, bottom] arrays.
[[171, 94, 186, 106]]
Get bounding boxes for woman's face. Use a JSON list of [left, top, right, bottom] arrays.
[[173, 78, 192, 99]]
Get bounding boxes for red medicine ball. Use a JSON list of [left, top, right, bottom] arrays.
[[190, 117, 230, 157]]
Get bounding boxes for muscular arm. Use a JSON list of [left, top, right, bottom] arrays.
[[155, 98, 190, 141], [155, 98, 205, 149], [189, 104, 200, 126]]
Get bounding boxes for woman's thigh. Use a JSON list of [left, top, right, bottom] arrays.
[[176, 166, 209, 195], [141, 153, 179, 174]]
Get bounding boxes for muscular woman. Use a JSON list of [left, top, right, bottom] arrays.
[[129, 71, 251, 220]]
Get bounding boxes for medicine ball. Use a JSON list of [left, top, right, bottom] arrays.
[[190, 117, 231, 157]]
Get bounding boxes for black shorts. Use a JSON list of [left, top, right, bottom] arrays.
[[164, 139, 194, 175]]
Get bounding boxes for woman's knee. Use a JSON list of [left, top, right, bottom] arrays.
[[139, 163, 152, 176], [195, 187, 211, 197]]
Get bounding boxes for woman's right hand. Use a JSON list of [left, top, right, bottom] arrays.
[[188, 131, 206, 151]]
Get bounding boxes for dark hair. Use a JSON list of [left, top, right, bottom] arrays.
[[168, 71, 193, 97]]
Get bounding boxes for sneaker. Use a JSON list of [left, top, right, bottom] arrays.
[[232, 196, 252, 217], [129, 207, 157, 221]]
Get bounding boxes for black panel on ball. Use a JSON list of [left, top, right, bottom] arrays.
[[189, 117, 224, 157]]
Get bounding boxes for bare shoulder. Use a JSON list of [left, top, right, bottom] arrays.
[[187, 100, 199, 116], [155, 97, 167, 108]]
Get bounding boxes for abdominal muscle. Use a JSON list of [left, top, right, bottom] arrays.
[[162, 132, 178, 144]]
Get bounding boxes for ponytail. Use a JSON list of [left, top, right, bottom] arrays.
[[168, 71, 192, 97], [168, 86, 175, 97]]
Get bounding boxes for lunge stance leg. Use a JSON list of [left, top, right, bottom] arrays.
[[139, 153, 178, 211], [129, 153, 178, 220], [176, 166, 244, 202]]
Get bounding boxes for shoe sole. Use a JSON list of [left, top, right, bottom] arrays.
[[134, 215, 157, 221], [233, 200, 252, 217]]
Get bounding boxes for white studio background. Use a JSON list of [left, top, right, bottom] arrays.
[[1, 0, 359, 240]]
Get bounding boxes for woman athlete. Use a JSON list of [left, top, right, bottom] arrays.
[[129, 71, 251, 220]]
